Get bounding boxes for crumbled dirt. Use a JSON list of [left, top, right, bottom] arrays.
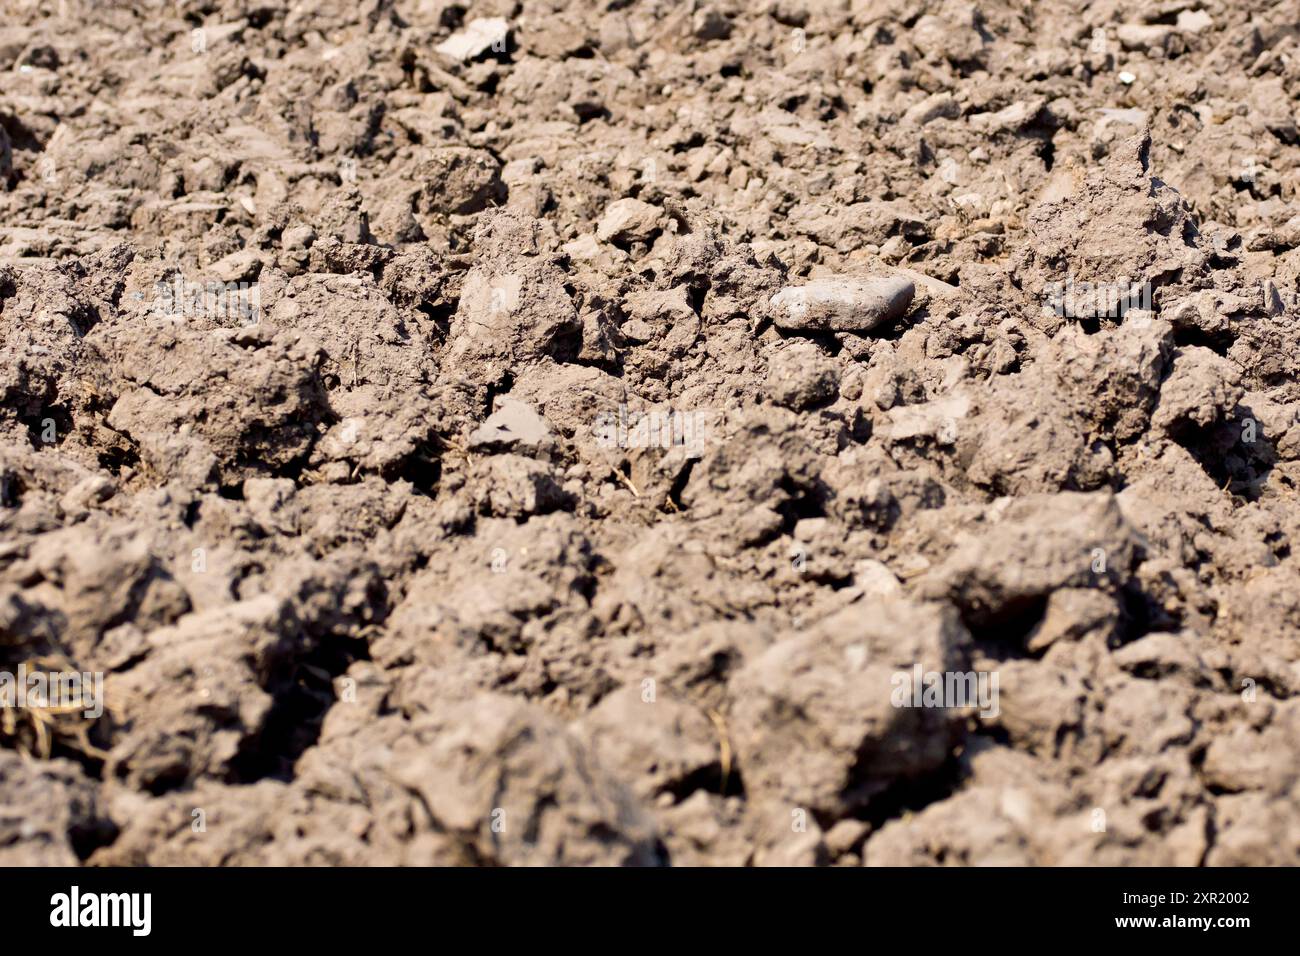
[[2, 0, 1300, 866]]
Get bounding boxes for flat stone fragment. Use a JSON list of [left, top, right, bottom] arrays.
[[469, 397, 553, 452], [769, 275, 914, 332], [435, 18, 509, 62]]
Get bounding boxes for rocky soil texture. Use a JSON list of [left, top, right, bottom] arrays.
[[2, 0, 1300, 866]]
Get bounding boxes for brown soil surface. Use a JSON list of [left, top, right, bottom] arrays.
[[2, 0, 1300, 866]]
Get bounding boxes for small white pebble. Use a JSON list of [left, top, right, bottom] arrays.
[[1118, 71, 1136, 85]]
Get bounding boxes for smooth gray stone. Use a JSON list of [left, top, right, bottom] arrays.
[[769, 275, 915, 331]]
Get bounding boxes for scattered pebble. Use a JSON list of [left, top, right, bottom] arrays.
[[769, 275, 915, 332]]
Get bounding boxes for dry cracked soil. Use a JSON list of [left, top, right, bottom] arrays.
[[2, 0, 1300, 867]]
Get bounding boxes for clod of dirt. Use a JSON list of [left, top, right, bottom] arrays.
[[918, 492, 1138, 632], [730, 599, 970, 821], [597, 198, 665, 245]]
